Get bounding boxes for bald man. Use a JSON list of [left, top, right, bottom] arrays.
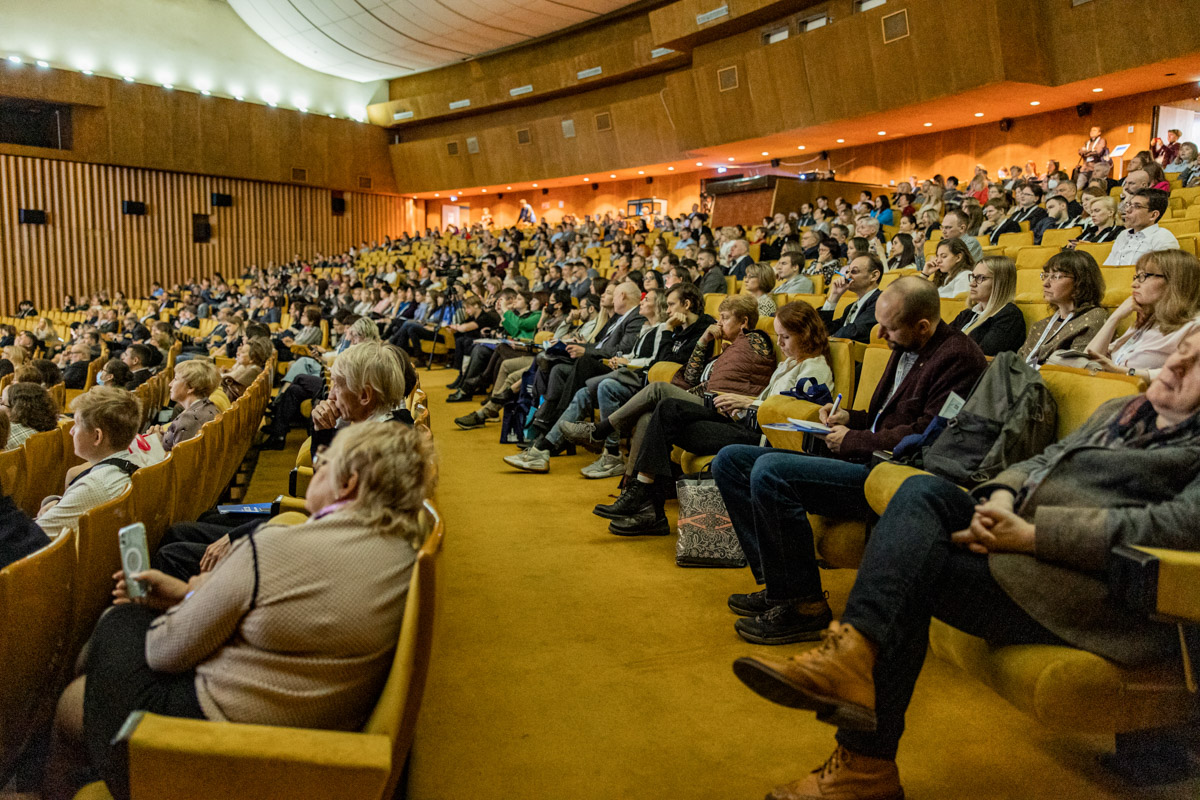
[[711, 277, 987, 646]]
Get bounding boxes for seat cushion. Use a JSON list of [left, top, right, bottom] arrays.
[[74, 782, 113, 800], [810, 516, 867, 570], [929, 620, 1195, 733]]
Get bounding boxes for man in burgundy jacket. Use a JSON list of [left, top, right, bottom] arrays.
[[711, 277, 986, 645]]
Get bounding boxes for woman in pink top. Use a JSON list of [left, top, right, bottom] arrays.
[[1088, 249, 1200, 381]]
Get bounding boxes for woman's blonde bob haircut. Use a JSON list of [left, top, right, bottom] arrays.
[[331, 341, 408, 410], [323, 420, 438, 545], [174, 359, 221, 397]]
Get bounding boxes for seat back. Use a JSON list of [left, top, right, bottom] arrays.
[[363, 503, 444, 800], [19, 428, 65, 516], [71, 486, 134, 657], [851, 346, 892, 412], [169, 430, 205, 522], [131, 454, 175, 554], [0, 531, 76, 786], [1040, 227, 1082, 247], [1076, 241, 1114, 264], [826, 339, 856, 403], [1038, 366, 1144, 440]]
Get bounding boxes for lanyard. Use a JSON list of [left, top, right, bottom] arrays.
[[1027, 311, 1075, 364]]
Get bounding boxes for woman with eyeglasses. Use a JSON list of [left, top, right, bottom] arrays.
[[1016, 250, 1110, 366], [948, 256, 1027, 356], [1086, 249, 1200, 381]]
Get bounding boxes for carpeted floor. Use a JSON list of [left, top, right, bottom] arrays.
[[251, 368, 1198, 800]]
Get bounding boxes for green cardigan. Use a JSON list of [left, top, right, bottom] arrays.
[[501, 310, 541, 340]]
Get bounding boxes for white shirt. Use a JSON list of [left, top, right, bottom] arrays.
[[1104, 224, 1179, 266], [36, 460, 133, 536], [938, 270, 971, 298]]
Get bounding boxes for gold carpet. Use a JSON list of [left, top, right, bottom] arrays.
[[253, 369, 1197, 800]]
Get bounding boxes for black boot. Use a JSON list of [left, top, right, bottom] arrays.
[[447, 372, 464, 390], [593, 480, 653, 520], [446, 382, 476, 402]]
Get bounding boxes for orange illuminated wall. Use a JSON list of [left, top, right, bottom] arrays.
[[833, 84, 1200, 186]]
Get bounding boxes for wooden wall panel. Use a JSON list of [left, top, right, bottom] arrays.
[[0, 69, 398, 194], [831, 84, 1200, 187], [0, 155, 414, 311]]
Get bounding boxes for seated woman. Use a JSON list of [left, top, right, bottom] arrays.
[[805, 238, 842, 284], [885, 233, 917, 272], [34, 387, 140, 537], [393, 288, 454, 355], [561, 294, 777, 513], [948, 256, 1027, 356], [149, 360, 221, 451], [45, 421, 438, 800], [448, 290, 544, 401], [219, 337, 271, 401], [1016, 250, 1109, 366], [729, 328, 1200, 800], [1086, 249, 1200, 381], [96, 358, 133, 389], [604, 301, 834, 535], [5, 381, 60, 449], [978, 198, 1021, 245], [33, 317, 63, 355], [929, 237, 973, 298], [1074, 195, 1123, 244], [743, 263, 777, 317]]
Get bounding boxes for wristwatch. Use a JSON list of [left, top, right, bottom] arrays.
[[1127, 367, 1138, 377]]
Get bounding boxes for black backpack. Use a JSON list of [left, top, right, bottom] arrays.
[[921, 351, 1058, 487]]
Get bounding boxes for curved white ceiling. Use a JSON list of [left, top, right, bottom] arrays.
[[228, 0, 639, 83]]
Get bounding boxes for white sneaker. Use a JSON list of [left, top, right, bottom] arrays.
[[504, 446, 550, 473], [581, 452, 624, 479]]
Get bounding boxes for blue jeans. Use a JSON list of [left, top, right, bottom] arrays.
[[545, 385, 593, 449], [595, 377, 636, 450], [710, 446, 872, 600], [836, 475, 1062, 760]]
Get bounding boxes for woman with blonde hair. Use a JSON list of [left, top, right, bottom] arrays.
[[1087, 249, 1200, 380], [949, 256, 1027, 355], [33, 317, 63, 353], [152, 360, 221, 451], [47, 421, 438, 800], [743, 263, 777, 317], [1075, 195, 1123, 244]]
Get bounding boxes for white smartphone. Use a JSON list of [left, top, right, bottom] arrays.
[[118, 522, 151, 600]]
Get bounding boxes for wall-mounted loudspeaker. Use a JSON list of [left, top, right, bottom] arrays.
[[542, 188, 549, 195], [645, 176, 653, 184], [122, 201, 146, 216], [592, 183, 599, 191], [770, 158, 781, 168], [497, 193, 504, 199], [18, 209, 47, 225], [332, 197, 346, 216], [211, 192, 232, 207], [999, 118, 1013, 132], [1076, 103, 1093, 117], [192, 213, 211, 244], [819, 150, 830, 161]]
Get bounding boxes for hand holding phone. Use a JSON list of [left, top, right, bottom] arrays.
[[118, 523, 151, 600]]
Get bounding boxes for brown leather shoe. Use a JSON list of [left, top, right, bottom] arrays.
[[767, 746, 904, 800], [733, 621, 877, 731]]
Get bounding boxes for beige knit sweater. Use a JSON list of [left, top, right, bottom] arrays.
[[146, 509, 417, 730]]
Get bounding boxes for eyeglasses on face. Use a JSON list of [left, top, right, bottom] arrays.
[[967, 274, 993, 286], [1133, 271, 1167, 283], [1039, 272, 1071, 282]]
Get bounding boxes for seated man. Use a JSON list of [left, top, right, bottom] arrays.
[[726, 239, 754, 280], [1105, 188, 1178, 266], [819, 254, 883, 343], [1008, 182, 1048, 228], [59, 343, 93, 390], [771, 253, 815, 295], [712, 277, 986, 644], [121, 343, 155, 390], [938, 209, 984, 262], [696, 248, 727, 295], [730, 327, 1200, 800], [1032, 194, 1073, 244], [35, 387, 141, 536]]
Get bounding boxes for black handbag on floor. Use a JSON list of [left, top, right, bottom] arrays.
[[675, 468, 746, 568]]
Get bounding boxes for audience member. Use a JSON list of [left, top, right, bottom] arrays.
[[819, 255, 882, 343], [4, 381, 59, 449], [948, 256, 1026, 355], [929, 237, 973, 298], [1016, 250, 1109, 365], [152, 360, 222, 451], [771, 253, 815, 294], [1105, 188, 1179, 265]]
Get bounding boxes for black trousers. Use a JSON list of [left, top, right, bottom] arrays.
[[153, 518, 261, 580], [463, 343, 525, 392], [532, 355, 610, 432], [263, 373, 324, 438], [83, 604, 205, 800], [633, 397, 760, 478]]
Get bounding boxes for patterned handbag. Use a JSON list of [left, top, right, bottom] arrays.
[[675, 468, 747, 568]]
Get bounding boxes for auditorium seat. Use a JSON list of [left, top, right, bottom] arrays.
[[1040, 227, 1082, 247], [71, 503, 445, 800], [1074, 241, 1114, 264]]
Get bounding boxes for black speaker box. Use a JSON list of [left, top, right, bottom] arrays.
[[999, 118, 1013, 132], [645, 176, 653, 184], [770, 158, 781, 168], [592, 183, 599, 191], [192, 214, 211, 244], [541, 188, 549, 195], [332, 197, 346, 215], [819, 150, 830, 161], [122, 201, 146, 216], [211, 192, 233, 207], [1076, 103, 1093, 117], [497, 193, 504, 199], [18, 209, 47, 225]]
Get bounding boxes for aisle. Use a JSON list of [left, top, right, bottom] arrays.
[[407, 368, 1195, 800]]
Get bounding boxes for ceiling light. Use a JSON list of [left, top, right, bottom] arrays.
[[761, 151, 769, 156], [716, 166, 727, 173], [532, 183, 538, 187], [328, 113, 336, 118], [609, 174, 616, 178], [507, 186, 512, 190], [267, 101, 277, 107], [637, 170, 644, 175], [974, 112, 984, 117], [1092, 87, 1103, 93], [583, 177, 590, 182], [1029, 101, 1040, 106], [201, 89, 211, 96], [877, 131, 886, 136], [123, 75, 134, 83], [696, 161, 703, 166], [234, 94, 244, 101], [482, 189, 487, 192], [836, 138, 845, 143], [82, 69, 93, 75], [434, 193, 439, 197], [923, 122, 932, 127], [162, 83, 173, 90], [797, 145, 806, 150], [298, 106, 308, 113], [668, 166, 675, 171], [36, 60, 49, 68], [7, 55, 22, 64], [727, 157, 735, 162]]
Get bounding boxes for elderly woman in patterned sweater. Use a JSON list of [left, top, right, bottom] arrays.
[[44, 421, 439, 800]]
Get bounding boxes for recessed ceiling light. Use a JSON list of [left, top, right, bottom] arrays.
[[267, 100, 277, 107], [434, 193, 439, 197], [761, 151, 769, 156], [583, 177, 590, 182], [797, 145, 805, 150], [668, 166, 674, 171], [1092, 87, 1103, 93], [923, 122, 932, 127], [162, 83, 173, 90], [507, 186, 512, 190], [7, 56, 22, 64], [877, 131, 886, 136], [974, 112, 984, 117], [727, 157, 735, 162], [328, 113, 336, 118], [123, 75, 134, 83], [201, 89, 211, 96], [482, 189, 487, 192], [609, 174, 616, 178], [696, 161, 703, 166], [836, 138, 845, 143], [532, 183, 538, 187], [298, 106, 308, 113], [82, 69, 93, 75], [234, 94, 244, 101], [637, 170, 645, 174], [1029, 101, 1040, 106], [36, 60, 49, 68]]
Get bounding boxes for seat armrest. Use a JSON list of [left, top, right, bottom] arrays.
[[288, 466, 314, 497], [119, 712, 391, 800], [1113, 546, 1200, 624], [270, 494, 310, 517], [758, 395, 823, 452], [647, 362, 681, 383], [863, 463, 939, 517]]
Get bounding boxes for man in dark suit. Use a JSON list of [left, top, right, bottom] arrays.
[[711, 276, 987, 645], [122, 343, 155, 390], [1008, 183, 1048, 228], [726, 239, 754, 280], [696, 248, 727, 294], [819, 254, 883, 343], [60, 343, 92, 389]]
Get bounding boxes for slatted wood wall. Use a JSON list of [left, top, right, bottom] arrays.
[[0, 155, 414, 311]]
